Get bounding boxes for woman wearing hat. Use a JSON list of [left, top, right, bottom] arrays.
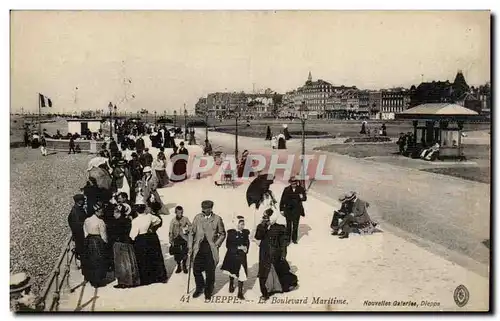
[[221, 215, 250, 300], [255, 208, 298, 301], [82, 202, 109, 288], [109, 204, 140, 288]]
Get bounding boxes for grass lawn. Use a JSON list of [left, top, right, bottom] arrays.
[[422, 167, 490, 184], [314, 143, 490, 160], [314, 143, 400, 158]]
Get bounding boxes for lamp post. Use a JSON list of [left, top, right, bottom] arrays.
[[113, 105, 117, 134], [184, 107, 188, 141], [299, 101, 309, 187], [205, 107, 209, 142], [154, 111, 157, 123], [173, 110, 177, 127], [234, 106, 241, 159], [108, 102, 113, 137]]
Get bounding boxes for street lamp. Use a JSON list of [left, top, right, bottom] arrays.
[[154, 111, 157, 123], [234, 106, 241, 159], [184, 108, 188, 141], [113, 105, 117, 133], [108, 102, 113, 137], [299, 101, 309, 187], [173, 110, 177, 127], [205, 107, 209, 142]]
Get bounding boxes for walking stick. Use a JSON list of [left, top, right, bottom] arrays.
[[186, 233, 195, 295]]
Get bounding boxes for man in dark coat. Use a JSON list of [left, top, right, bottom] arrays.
[[338, 191, 374, 239], [135, 136, 145, 155], [188, 200, 226, 301], [330, 194, 353, 235], [67, 194, 88, 262], [279, 177, 307, 244], [140, 148, 154, 168]]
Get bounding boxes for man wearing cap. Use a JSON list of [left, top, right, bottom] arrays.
[[68, 194, 89, 262], [279, 177, 307, 244], [188, 200, 226, 300]]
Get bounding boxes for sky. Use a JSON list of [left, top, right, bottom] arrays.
[[10, 10, 490, 114]]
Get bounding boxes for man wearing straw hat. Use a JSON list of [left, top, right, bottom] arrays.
[[337, 191, 374, 239], [330, 193, 353, 236]]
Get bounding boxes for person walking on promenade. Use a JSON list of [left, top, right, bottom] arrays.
[[189, 200, 226, 300], [255, 209, 298, 301], [169, 206, 191, 274], [82, 202, 109, 288], [40, 136, 47, 156], [221, 215, 250, 300], [68, 194, 89, 263], [111, 204, 140, 288], [279, 177, 307, 244], [140, 148, 154, 168], [135, 136, 145, 155], [129, 204, 168, 285], [153, 151, 169, 188], [141, 166, 167, 215], [69, 136, 76, 154]]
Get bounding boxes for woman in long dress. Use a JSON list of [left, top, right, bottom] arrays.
[[111, 204, 140, 288], [82, 202, 109, 288], [255, 209, 298, 301], [153, 151, 168, 188], [130, 204, 168, 286], [221, 216, 250, 300]]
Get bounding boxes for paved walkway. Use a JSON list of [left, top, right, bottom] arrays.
[[197, 130, 491, 271], [57, 178, 488, 311]]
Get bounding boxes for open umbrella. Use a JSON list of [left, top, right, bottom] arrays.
[[246, 173, 275, 209]]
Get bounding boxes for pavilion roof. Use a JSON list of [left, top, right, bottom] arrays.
[[400, 103, 479, 116]]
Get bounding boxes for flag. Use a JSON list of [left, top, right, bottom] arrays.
[[39, 93, 52, 108]]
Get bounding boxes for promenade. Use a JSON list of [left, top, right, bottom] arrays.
[[55, 134, 489, 311], [197, 130, 491, 274]]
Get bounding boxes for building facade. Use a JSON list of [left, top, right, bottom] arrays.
[[380, 89, 410, 120]]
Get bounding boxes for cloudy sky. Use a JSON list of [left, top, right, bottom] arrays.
[[11, 11, 490, 114]]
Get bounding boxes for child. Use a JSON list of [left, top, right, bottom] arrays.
[[221, 215, 250, 300], [168, 206, 191, 274]]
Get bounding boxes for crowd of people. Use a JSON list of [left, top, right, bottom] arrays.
[[64, 119, 379, 304]]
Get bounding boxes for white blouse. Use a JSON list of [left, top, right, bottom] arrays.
[[83, 215, 108, 243], [129, 213, 162, 240]]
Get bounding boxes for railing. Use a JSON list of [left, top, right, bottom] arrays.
[[45, 138, 99, 153], [34, 235, 76, 311]]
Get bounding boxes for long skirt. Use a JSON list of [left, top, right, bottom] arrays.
[[155, 169, 169, 187], [82, 235, 108, 287], [113, 242, 141, 287], [134, 233, 168, 285], [221, 250, 248, 282], [260, 257, 298, 294]]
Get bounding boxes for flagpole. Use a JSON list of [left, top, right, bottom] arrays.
[[38, 93, 41, 133]]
